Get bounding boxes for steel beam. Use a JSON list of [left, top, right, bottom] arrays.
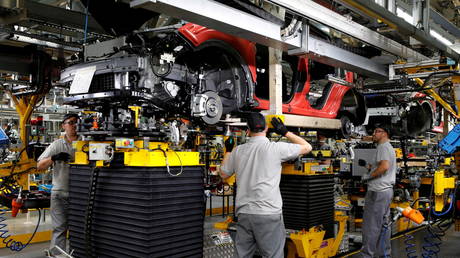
[[269, 48, 283, 114], [9, 34, 82, 52], [0, 27, 82, 52], [430, 9, 460, 39], [283, 114, 341, 129], [131, 0, 299, 51], [333, 0, 459, 60], [132, 0, 388, 79], [306, 36, 388, 79], [268, 0, 428, 61], [23, 0, 106, 35]]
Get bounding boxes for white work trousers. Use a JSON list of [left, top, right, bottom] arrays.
[[361, 188, 393, 258], [234, 213, 285, 258], [50, 191, 69, 254]]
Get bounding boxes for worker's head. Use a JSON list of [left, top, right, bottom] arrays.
[[246, 112, 267, 136], [372, 124, 391, 143], [317, 133, 327, 143], [61, 113, 79, 137]]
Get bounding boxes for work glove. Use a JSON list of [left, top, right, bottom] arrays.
[[271, 117, 288, 136], [224, 136, 235, 153], [51, 152, 71, 162], [358, 159, 367, 167]]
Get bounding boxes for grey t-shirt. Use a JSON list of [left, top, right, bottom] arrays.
[[38, 137, 75, 193], [221, 136, 301, 215], [367, 141, 396, 192]]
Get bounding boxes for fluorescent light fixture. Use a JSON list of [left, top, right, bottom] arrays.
[[430, 30, 454, 46], [396, 8, 413, 24], [320, 27, 330, 34]]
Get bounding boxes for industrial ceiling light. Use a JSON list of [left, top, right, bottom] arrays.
[[396, 7, 413, 24], [429, 30, 454, 46]]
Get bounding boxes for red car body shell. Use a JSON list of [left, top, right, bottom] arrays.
[[179, 23, 353, 119]]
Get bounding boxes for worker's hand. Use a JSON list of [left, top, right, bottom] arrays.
[[366, 164, 372, 171], [51, 152, 71, 162], [224, 136, 235, 152], [271, 117, 288, 136]]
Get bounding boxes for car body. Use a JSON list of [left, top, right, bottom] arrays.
[[180, 23, 366, 128]]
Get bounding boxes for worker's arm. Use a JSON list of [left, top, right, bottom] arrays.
[[37, 148, 71, 170], [218, 136, 235, 179], [219, 152, 232, 179], [37, 157, 53, 170], [285, 132, 312, 155], [271, 117, 312, 155], [370, 160, 389, 178]]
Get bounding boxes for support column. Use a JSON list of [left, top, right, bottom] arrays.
[[269, 47, 283, 115]]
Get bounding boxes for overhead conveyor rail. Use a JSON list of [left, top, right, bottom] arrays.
[[131, 0, 394, 79], [131, 0, 404, 80], [268, 0, 430, 61]]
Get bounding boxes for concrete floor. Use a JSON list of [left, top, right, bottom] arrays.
[[347, 225, 460, 258], [0, 209, 51, 258], [0, 206, 459, 257]]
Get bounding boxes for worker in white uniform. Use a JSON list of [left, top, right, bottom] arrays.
[[220, 113, 312, 258], [38, 113, 79, 255], [361, 125, 396, 258]]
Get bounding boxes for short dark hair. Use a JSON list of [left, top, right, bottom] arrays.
[[246, 112, 266, 133], [375, 124, 391, 138], [62, 113, 79, 124]]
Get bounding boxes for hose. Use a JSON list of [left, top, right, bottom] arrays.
[[418, 181, 457, 258], [0, 207, 41, 251], [404, 233, 418, 258], [403, 197, 422, 258], [431, 193, 455, 217]]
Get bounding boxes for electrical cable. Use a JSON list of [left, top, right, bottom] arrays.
[[152, 147, 183, 176], [420, 71, 460, 89], [83, 0, 90, 44], [0, 208, 41, 251], [170, 148, 184, 176], [432, 193, 455, 217], [84, 166, 99, 257]]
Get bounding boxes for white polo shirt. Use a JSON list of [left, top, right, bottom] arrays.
[[38, 137, 76, 193], [367, 141, 396, 192], [221, 136, 301, 215]]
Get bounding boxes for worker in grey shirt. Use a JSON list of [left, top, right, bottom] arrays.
[[37, 113, 79, 255], [361, 125, 396, 258], [219, 113, 312, 258]]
